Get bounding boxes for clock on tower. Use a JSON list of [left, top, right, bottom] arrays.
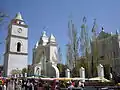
[[17, 28, 22, 33]]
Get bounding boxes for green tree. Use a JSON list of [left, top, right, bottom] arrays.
[[91, 19, 98, 77], [22, 68, 28, 74], [72, 57, 88, 77], [66, 18, 79, 70], [66, 44, 72, 70], [11, 68, 22, 75], [28, 68, 33, 76], [57, 63, 66, 77], [79, 17, 91, 77], [80, 16, 90, 56], [57, 63, 63, 73]]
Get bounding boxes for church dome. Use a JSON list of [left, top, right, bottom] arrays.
[[42, 31, 47, 37], [39, 31, 48, 45], [35, 41, 39, 48], [49, 34, 56, 43], [12, 12, 26, 26], [15, 12, 23, 20]]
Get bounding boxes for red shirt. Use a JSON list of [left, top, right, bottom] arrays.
[[72, 82, 75, 86]]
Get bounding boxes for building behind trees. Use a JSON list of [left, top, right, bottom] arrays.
[[90, 28, 120, 79]]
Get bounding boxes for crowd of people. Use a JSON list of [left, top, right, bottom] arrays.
[[0, 78, 85, 90]]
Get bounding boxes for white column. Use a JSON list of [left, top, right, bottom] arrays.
[[17, 74, 19, 78], [97, 64, 104, 77], [97, 64, 104, 82], [21, 74, 23, 77], [39, 66, 41, 76], [34, 66, 36, 75], [110, 73, 113, 80], [25, 73, 27, 77], [14, 74, 17, 78], [66, 69, 70, 78], [80, 67, 85, 82]]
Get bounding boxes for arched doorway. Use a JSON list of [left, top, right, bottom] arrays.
[[46, 63, 59, 78]]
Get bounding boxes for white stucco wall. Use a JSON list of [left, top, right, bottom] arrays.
[[7, 54, 28, 75], [11, 25, 28, 38], [49, 45, 58, 65], [42, 37, 48, 46], [10, 37, 28, 53]]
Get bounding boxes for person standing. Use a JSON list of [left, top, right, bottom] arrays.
[[78, 81, 82, 87], [81, 82, 84, 88], [3, 84, 6, 90], [55, 82, 60, 90]]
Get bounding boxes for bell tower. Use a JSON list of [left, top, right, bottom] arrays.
[[4, 12, 28, 76]]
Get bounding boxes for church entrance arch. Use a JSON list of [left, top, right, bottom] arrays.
[[34, 65, 41, 76], [46, 63, 59, 78], [52, 65, 59, 78]]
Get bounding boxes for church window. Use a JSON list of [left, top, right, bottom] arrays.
[[17, 42, 21, 52], [19, 21, 21, 24]]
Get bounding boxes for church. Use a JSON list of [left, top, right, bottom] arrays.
[[4, 12, 28, 76], [3, 12, 59, 77], [32, 31, 59, 78]]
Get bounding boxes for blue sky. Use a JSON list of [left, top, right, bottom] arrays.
[[0, 0, 120, 64]]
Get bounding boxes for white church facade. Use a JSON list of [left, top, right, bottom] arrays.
[[4, 12, 28, 76], [32, 31, 59, 78], [3, 12, 59, 77]]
